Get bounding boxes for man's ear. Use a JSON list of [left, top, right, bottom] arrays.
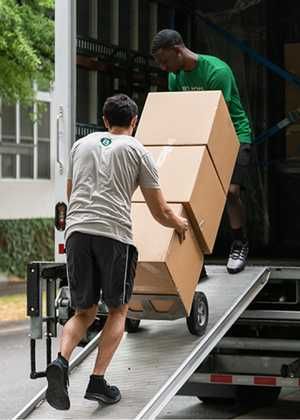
[[131, 115, 138, 129], [103, 116, 110, 129]]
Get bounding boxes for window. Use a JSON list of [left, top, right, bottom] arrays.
[[2, 154, 16, 178], [0, 96, 51, 180], [2, 104, 16, 143], [20, 105, 34, 178], [1, 104, 17, 178], [38, 103, 50, 179]]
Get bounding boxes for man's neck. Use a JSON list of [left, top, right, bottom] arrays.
[[109, 127, 133, 136], [182, 49, 199, 71]]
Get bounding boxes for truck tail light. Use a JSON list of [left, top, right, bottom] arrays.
[[55, 202, 67, 231]]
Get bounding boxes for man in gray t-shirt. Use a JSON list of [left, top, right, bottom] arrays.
[[45, 94, 188, 411], [65, 130, 161, 245]]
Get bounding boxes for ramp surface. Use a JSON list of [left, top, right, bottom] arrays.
[[25, 266, 268, 419]]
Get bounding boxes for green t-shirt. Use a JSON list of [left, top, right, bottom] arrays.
[[168, 54, 252, 143]]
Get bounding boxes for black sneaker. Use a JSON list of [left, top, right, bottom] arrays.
[[227, 240, 249, 274], [46, 355, 70, 410], [84, 375, 121, 404]]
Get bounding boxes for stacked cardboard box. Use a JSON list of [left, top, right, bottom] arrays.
[[284, 43, 300, 158], [129, 91, 239, 318], [130, 203, 203, 316]]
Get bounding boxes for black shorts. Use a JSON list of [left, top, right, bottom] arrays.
[[230, 143, 252, 187], [66, 232, 138, 310]]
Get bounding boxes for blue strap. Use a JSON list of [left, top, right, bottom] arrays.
[[254, 109, 300, 144], [197, 13, 300, 88]]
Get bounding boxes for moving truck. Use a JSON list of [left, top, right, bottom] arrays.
[[17, 1, 300, 419]]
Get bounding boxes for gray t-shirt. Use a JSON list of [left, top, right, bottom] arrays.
[[65, 132, 160, 245]]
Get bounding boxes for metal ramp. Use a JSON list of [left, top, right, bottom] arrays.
[[16, 265, 269, 420]]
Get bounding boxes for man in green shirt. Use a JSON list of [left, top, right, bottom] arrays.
[[151, 29, 252, 274]]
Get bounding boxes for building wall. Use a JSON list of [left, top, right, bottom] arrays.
[[0, 180, 54, 219]]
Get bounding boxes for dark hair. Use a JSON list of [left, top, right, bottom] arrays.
[[151, 29, 184, 55], [103, 94, 138, 127]]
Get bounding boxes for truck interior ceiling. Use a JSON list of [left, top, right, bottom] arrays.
[[76, 0, 300, 260]]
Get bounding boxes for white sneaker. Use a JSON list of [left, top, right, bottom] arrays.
[[227, 240, 249, 274]]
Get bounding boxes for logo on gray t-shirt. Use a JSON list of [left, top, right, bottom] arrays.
[[100, 137, 112, 147]]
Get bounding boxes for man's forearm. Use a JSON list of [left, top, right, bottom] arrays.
[[153, 205, 181, 229]]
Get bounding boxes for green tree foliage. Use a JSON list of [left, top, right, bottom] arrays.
[[0, 0, 54, 104], [0, 219, 54, 278]]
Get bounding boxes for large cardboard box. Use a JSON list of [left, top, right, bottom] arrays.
[[132, 145, 225, 254], [284, 44, 300, 158], [285, 43, 300, 113], [285, 85, 300, 113], [130, 203, 204, 316], [286, 124, 300, 158], [135, 91, 239, 193], [285, 43, 300, 75]]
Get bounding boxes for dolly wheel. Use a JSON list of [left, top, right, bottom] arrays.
[[125, 318, 141, 333], [186, 292, 209, 336]]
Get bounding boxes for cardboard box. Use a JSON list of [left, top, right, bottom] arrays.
[[285, 44, 300, 113], [135, 91, 239, 193], [286, 124, 300, 158], [285, 85, 300, 113], [130, 203, 204, 316], [132, 145, 226, 254], [285, 43, 300, 75]]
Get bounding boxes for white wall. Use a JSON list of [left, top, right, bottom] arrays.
[[0, 180, 54, 219]]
